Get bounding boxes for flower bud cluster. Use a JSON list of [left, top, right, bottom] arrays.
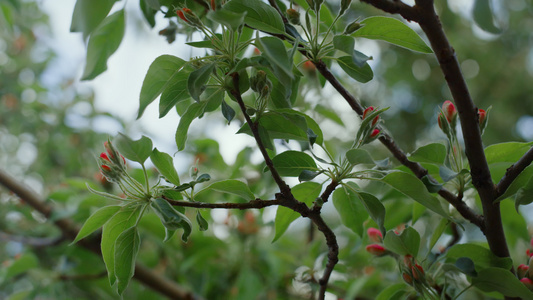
[[517, 238, 533, 290], [361, 106, 381, 145], [250, 70, 272, 111], [98, 141, 126, 182], [176, 7, 203, 28], [437, 100, 457, 137], [400, 255, 426, 287]]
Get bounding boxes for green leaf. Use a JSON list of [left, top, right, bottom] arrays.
[[485, 142, 533, 164], [472, 268, 533, 299], [376, 283, 407, 300], [257, 36, 293, 81], [515, 175, 533, 211], [70, 0, 116, 39], [333, 35, 370, 68], [270, 151, 318, 177], [207, 7, 246, 31], [150, 148, 180, 186], [315, 104, 344, 126], [357, 192, 386, 235], [273, 182, 321, 242], [114, 226, 141, 295], [223, 0, 285, 34], [175, 101, 208, 151], [114, 134, 153, 164], [139, 0, 157, 28], [353, 16, 432, 53], [336, 56, 373, 83], [197, 179, 255, 202], [81, 10, 125, 80], [428, 218, 449, 252], [71, 205, 121, 244], [380, 171, 449, 219], [333, 185, 368, 237], [446, 243, 513, 270], [383, 227, 420, 256], [159, 70, 190, 118], [101, 206, 141, 286], [346, 148, 374, 166], [150, 198, 192, 242], [138, 55, 187, 118], [298, 170, 324, 182], [187, 63, 215, 101], [221, 100, 235, 124], [3, 253, 39, 281], [409, 143, 446, 164], [455, 257, 477, 277], [473, 0, 502, 34], [196, 211, 209, 231]]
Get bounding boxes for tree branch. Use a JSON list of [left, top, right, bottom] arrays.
[[359, 0, 420, 22], [496, 147, 533, 197], [229, 73, 339, 300], [165, 197, 282, 209], [0, 231, 65, 248], [0, 168, 201, 300]]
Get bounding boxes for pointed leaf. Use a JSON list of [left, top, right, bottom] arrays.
[[357, 192, 386, 235], [101, 206, 141, 286], [333, 35, 370, 68], [333, 185, 368, 237], [150, 148, 180, 186], [188, 63, 215, 101], [472, 268, 533, 298], [473, 0, 502, 34], [270, 151, 318, 177], [337, 56, 373, 83], [114, 226, 141, 295], [196, 211, 209, 231], [346, 148, 374, 166], [159, 70, 190, 118], [138, 55, 187, 118], [197, 179, 255, 201], [381, 171, 449, 219], [273, 182, 321, 242], [150, 198, 192, 242], [114, 134, 153, 164], [81, 10, 125, 80], [72, 205, 121, 244], [223, 0, 285, 34], [446, 244, 513, 270], [352, 16, 432, 53], [409, 143, 446, 165], [175, 102, 208, 151], [70, 0, 116, 39], [207, 7, 246, 31], [221, 100, 235, 124], [383, 227, 420, 256]]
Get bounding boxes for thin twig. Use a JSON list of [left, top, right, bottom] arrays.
[[496, 147, 533, 197], [0, 168, 201, 300], [165, 197, 282, 209]]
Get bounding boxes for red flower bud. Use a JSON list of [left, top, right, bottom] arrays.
[[521, 278, 533, 290], [442, 100, 457, 123], [412, 264, 425, 280], [211, 0, 216, 10], [367, 227, 383, 243], [370, 128, 380, 138], [363, 106, 379, 127], [176, 9, 188, 23], [366, 244, 386, 256], [303, 60, 316, 72], [254, 48, 261, 55], [403, 255, 414, 269], [100, 152, 110, 162], [101, 165, 111, 172], [402, 272, 413, 285], [527, 249, 533, 258], [518, 264, 529, 278]]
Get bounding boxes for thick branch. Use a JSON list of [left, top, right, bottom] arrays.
[[0, 169, 200, 300], [496, 147, 533, 197]]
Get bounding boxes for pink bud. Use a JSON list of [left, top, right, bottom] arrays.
[[527, 249, 533, 258], [366, 244, 386, 256], [521, 278, 533, 290], [367, 228, 383, 243], [101, 165, 111, 172], [518, 264, 529, 278], [442, 100, 457, 123], [370, 128, 380, 138], [403, 255, 414, 269], [478, 109, 486, 124]]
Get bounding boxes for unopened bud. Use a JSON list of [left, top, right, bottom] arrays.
[[442, 100, 457, 124], [402, 272, 413, 285], [251, 70, 268, 93], [521, 278, 533, 290], [367, 227, 383, 243], [365, 244, 386, 256], [344, 21, 363, 35], [286, 8, 301, 25], [411, 264, 425, 281], [339, 0, 352, 16], [478, 108, 489, 134], [363, 106, 379, 127], [518, 264, 529, 279]]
